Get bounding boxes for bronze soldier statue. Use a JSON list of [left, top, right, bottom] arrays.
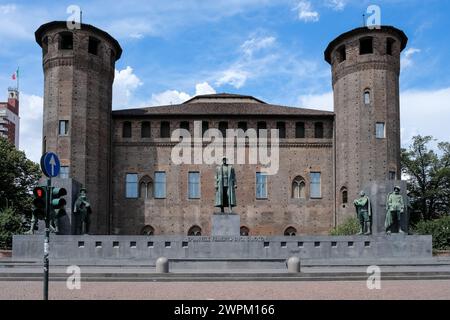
[[215, 157, 237, 213], [354, 191, 372, 235], [73, 188, 92, 235], [385, 186, 405, 234]]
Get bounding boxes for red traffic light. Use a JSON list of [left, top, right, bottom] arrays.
[[33, 186, 46, 210], [34, 186, 45, 198]]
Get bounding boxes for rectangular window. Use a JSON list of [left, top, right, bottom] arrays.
[[256, 172, 268, 199], [314, 122, 324, 139], [141, 121, 151, 138], [296, 122, 305, 138], [154, 171, 166, 199], [310, 172, 321, 199], [188, 172, 200, 199], [202, 121, 209, 135], [125, 174, 138, 198], [59, 166, 69, 179], [219, 122, 228, 137], [389, 171, 396, 180], [276, 122, 286, 139], [160, 121, 170, 138], [376, 122, 386, 139], [238, 121, 248, 131], [88, 37, 100, 55], [180, 121, 190, 131], [59, 120, 69, 135]]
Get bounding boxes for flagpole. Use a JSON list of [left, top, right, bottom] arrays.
[[17, 67, 19, 93]]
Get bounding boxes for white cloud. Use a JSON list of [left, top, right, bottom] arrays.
[[148, 81, 216, 106], [400, 87, 450, 147], [0, 4, 16, 14], [298, 92, 333, 111], [241, 36, 276, 56], [294, 1, 319, 22], [18, 93, 43, 163], [297, 87, 450, 148], [149, 90, 191, 106], [113, 66, 143, 109], [216, 68, 249, 89], [325, 0, 347, 11], [402, 48, 421, 69], [195, 82, 216, 95]]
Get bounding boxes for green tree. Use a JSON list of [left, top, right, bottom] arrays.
[[401, 135, 450, 222], [0, 137, 41, 221], [0, 207, 23, 249], [330, 217, 360, 236]]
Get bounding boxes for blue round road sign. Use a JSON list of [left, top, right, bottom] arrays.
[[40, 152, 61, 178]]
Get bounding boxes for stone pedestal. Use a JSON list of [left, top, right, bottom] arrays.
[[211, 213, 240, 236], [364, 180, 409, 235]]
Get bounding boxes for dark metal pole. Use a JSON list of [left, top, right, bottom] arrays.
[[43, 178, 51, 300]]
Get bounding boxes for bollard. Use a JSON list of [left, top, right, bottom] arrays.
[[156, 257, 169, 273], [287, 256, 301, 273]]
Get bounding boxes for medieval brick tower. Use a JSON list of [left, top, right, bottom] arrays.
[[325, 26, 408, 223], [35, 22, 122, 234]]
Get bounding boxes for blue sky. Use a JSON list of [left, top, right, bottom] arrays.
[[1, 0, 450, 162]]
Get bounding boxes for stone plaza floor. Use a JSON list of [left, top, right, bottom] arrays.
[[0, 280, 450, 300]]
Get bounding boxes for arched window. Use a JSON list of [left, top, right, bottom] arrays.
[[188, 225, 202, 236], [364, 90, 371, 105], [122, 121, 132, 138], [284, 227, 297, 236], [139, 175, 153, 199], [240, 226, 250, 236], [141, 225, 155, 235], [292, 176, 306, 199], [341, 187, 348, 204]]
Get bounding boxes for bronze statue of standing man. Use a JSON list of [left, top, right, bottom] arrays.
[[354, 191, 372, 235], [385, 186, 406, 234], [215, 157, 237, 213], [73, 188, 92, 235]]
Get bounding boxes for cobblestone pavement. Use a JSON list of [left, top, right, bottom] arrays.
[[0, 280, 449, 300]]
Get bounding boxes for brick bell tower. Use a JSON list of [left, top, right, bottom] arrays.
[[35, 21, 122, 234], [325, 26, 408, 224]]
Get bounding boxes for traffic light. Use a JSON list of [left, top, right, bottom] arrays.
[[51, 187, 67, 218], [32, 186, 46, 220]]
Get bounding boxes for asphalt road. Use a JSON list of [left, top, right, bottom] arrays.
[[1, 280, 450, 300]]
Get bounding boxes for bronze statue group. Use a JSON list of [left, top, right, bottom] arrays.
[[354, 186, 406, 235]]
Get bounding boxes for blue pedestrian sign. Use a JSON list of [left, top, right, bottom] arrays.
[[40, 152, 61, 178]]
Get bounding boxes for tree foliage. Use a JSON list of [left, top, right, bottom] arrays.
[[0, 137, 41, 219], [0, 207, 23, 249], [413, 216, 450, 250], [330, 217, 360, 236], [401, 135, 450, 222]]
